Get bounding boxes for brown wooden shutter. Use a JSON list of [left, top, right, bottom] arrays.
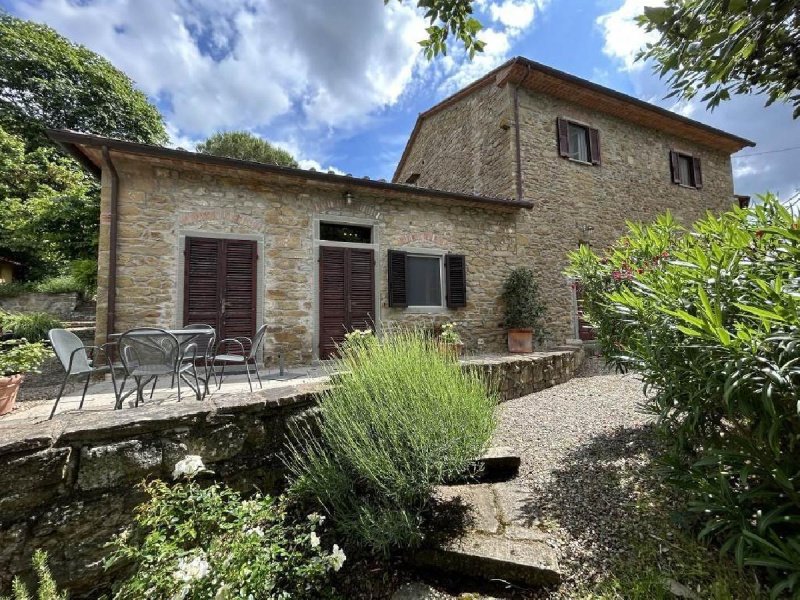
[[445, 254, 466, 309], [349, 248, 375, 331], [319, 246, 347, 358], [669, 151, 681, 184], [221, 239, 257, 342], [589, 128, 601, 165], [184, 237, 221, 331], [556, 117, 570, 157], [388, 250, 407, 308], [692, 156, 703, 189]]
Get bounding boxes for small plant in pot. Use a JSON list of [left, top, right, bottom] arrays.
[[438, 322, 464, 359], [502, 267, 545, 353], [0, 339, 52, 415]]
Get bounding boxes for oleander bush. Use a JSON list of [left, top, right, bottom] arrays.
[[0, 311, 62, 342], [284, 329, 497, 555], [567, 195, 800, 596], [106, 456, 344, 600]]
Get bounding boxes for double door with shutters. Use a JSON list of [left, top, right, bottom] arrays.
[[183, 237, 258, 342], [318, 246, 375, 359]]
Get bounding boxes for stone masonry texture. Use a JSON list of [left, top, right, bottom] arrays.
[[0, 351, 580, 596], [396, 83, 736, 344]]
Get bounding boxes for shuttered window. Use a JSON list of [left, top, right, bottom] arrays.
[[669, 150, 703, 189], [388, 250, 466, 309], [557, 117, 601, 165]]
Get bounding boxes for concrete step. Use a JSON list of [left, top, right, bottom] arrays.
[[414, 483, 561, 588], [473, 446, 520, 482]]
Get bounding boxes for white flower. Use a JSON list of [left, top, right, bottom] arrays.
[[330, 544, 346, 572], [172, 455, 206, 480], [309, 531, 320, 548], [173, 555, 210, 582], [214, 584, 232, 600], [307, 513, 326, 526], [245, 526, 264, 538]]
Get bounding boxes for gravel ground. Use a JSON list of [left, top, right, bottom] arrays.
[[395, 357, 659, 599], [492, 357, 656, 597]]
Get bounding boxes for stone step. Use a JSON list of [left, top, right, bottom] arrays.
[[473, 446, 520, 482], [414, 483, 561, 588]]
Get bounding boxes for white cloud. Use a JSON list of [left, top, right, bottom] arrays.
[[438, 1, 548, 93], [596, 0, 661, 71], [15, 0, 427, 140], [489, 0, 536, 30]]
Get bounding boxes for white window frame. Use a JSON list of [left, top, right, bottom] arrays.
[[401, 247, 447, 313], [567, 121, 591, 164]]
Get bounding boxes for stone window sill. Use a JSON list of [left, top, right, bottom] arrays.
[[566, 157, 597, 167]]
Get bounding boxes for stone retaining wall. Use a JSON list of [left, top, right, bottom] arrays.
[[0, 293, 80, 319], [463, 348, 584, 401], [0, 384, 321, 597], [0, 349, 582, 596]]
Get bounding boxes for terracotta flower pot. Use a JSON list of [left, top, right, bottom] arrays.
[[507, 329, 533, 353], [0, 374, 24, 416]]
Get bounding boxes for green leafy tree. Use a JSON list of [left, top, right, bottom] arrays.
[[389, 0, 485, 58], [638, 1, 800, 117], [0, 13, 167, 146], [196, 131, 299, 167], [0, 126, 97, 278]]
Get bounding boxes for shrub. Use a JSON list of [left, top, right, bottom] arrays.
[[566, 195, 800, 596], [0, 339, 52, 376], [107, 456, 344, 600], [284, 329, 497, 555], [0, 282, 31, 299], [502, 267, 546, 336], [1, 550, 66, 600], [70, 259, 97, 296], [0, 312, 62, 342], [32, 275, 82, 295]]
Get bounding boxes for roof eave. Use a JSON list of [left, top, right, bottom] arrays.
[[47, 129, 533, 211]]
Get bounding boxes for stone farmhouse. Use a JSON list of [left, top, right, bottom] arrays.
[[48, 57, 754, 363]]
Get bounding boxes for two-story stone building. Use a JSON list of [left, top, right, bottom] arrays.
[[49, 57, 754, 362]]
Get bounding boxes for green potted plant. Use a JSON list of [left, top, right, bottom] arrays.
[[438, 322, 464, 358], [502, 267, 545, 353], [0, 339, 52, 415]]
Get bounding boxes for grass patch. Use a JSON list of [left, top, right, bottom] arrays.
[[0, 275, 85, 298]]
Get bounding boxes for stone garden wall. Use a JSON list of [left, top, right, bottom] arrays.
[[0, 384, 321, 597], [0, 349, 582, 597], [0, 293, 79, 319]]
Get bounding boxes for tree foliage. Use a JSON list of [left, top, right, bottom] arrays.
[[0, 126, 97, 278], [196, 131, 299, 168], [638, 0, 800, 117], [0, 14, 167, 146], [390, 0, 485, 58]]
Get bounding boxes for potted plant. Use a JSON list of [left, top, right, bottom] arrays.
[[502, 267, 545, 353], [0, 339, 52, 415], [438, 322, 464, 359]]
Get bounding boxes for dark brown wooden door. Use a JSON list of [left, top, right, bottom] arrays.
[[574, 282, 596, 341], [319, 246, 374, 359], [184, 237, 257, 343]]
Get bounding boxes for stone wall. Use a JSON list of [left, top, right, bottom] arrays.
[[397, 82, 515, 198], [464, 348, 584, 402], [96, 154, 523, 362], [0, 293, 79, 319], [0, 385, 320, 597], [394, 82, 738, 346]]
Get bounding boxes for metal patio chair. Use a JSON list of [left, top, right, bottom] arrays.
[[117, 328, 201, 407], [211, 324, 268, 392], [48, 329, 120, 420], [177, 324, 217, 394]]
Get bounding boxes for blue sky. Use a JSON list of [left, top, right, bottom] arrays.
[[5, 0, 799, 199]]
